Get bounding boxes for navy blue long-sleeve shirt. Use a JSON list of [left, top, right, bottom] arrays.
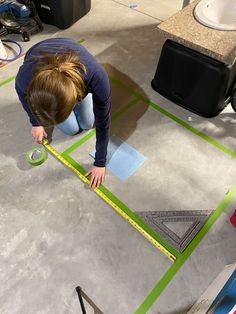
[[15, 38, 111, 167]]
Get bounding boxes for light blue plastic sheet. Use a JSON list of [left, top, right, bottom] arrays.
[[90, 135, 146, 181]]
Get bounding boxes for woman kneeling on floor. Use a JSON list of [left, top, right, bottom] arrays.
[[15, 38, 111, 189]]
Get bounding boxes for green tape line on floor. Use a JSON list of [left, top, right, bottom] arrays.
[[135, 185, 236, 314], [61, 129, 96, 157], [0, 76, 16, 88], [78, 38, 86, 44], [111, 98, 139, 122], [60, 76, 236, 312], [109, 76, 236, 160], [61, 97, 139, 156], [62, 154, 180, 259]]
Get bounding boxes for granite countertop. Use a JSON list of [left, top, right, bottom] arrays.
[[158, 0, 236, 65]]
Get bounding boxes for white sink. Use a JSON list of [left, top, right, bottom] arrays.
[[194, 0, 236, 31]]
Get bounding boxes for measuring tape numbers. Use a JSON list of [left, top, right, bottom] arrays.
[[42, 139, 176, 261]]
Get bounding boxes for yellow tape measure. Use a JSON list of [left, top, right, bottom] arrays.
[[42, 139, 176, 262]]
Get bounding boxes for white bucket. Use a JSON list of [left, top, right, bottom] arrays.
[[0, 40, 8, 61]]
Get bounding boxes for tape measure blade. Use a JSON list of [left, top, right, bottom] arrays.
[[44, 142, 90, 185], [43, 141, 176, 261], [93, 176, 176, 260]]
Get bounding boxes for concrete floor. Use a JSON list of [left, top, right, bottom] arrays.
[[0, 0, 236, 313]]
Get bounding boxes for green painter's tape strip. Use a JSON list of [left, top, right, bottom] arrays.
[[62, 154, 180, 259], [111, 98, 139, 122], [61, 98, 139, 156], [0, 76, 16, 87], [62, 129, 96, 157], [25, 147, 47, 166], [109, 76, 236, 159], [135, 185, 236, 313]]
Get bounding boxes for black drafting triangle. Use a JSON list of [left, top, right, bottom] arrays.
[[135, 210, 212, 253]]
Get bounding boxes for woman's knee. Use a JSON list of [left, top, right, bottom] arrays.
[[57, 124, 80, 136], [79, 116, 95, 130], [56, 111, 80, 135], [74, 93, 95, 130]]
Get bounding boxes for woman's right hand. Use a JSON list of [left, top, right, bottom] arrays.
[[31, 126, 47, 144]]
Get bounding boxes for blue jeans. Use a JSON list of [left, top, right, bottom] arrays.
[[57, 93, 95, 135]]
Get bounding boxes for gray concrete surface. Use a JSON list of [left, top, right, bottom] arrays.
[[0, 0, 235, 313]]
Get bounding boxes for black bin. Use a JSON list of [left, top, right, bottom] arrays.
[[151, 40, 236, 118], [33, 0, 91, 29]]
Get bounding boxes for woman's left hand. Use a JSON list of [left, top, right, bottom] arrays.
[[85, 166, 106, 189]]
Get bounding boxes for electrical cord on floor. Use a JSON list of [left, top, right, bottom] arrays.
[[0, 39, 22, 61]]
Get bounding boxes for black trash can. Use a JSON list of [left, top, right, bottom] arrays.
[[33, 0, 91, 29], [151, 40, 236, 118]]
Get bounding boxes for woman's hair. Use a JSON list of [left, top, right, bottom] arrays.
[[27, 50, 87, 127]]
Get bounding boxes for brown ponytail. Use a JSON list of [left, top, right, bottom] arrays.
[[27, 50, 87, 127]]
